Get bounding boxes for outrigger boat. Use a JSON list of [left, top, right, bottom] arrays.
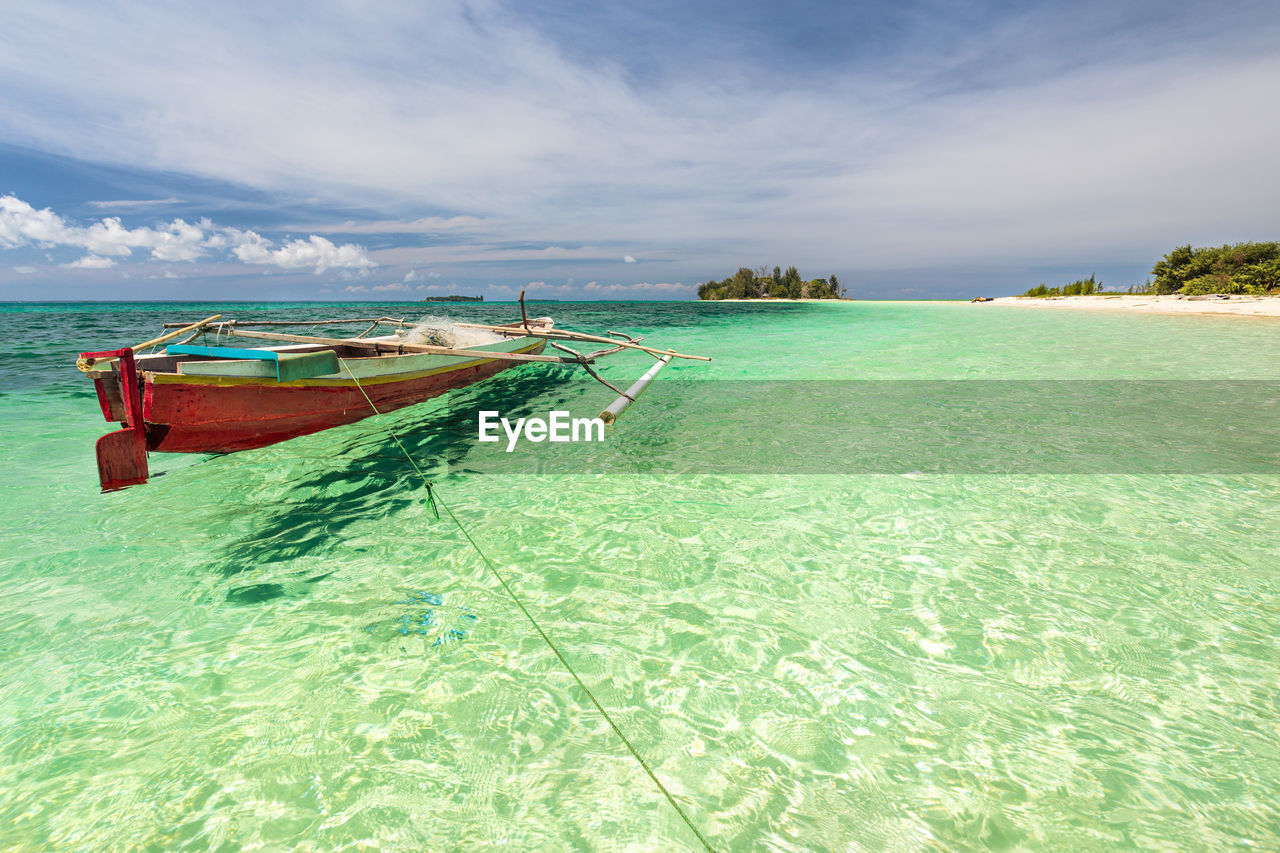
[[76, 304, 709, 491]]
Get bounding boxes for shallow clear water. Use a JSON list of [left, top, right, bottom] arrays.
[[2, 301, 1278, 850]]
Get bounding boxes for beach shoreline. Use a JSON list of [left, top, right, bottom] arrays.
[[977, 294, 1280, 318]]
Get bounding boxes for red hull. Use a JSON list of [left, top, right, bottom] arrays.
[[140, 342, 545, 454]]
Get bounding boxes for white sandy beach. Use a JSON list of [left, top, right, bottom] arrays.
[[978, 294, 1280, 318]]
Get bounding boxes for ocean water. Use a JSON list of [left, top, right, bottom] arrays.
[[1, 300, 1278, 850]]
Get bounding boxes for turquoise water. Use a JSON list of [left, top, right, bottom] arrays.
[[2, 301, 1279, 850]]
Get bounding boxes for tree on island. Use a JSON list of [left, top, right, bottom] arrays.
[[1150, 242, 1280, 295], [698, 266, 845, 300], [1019, 242, 1280, 297], [1022, 274, 1099, 297]]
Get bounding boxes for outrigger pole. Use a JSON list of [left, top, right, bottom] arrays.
[[77, 314, 223, 373], [600, 355, 673, 424], [212, 328, 691, 425], [203, 323, 706, 424], [214, 326, 583, 365], [462, 291, 706, 424], [160, 316, 405, 329], [455, 321, 711, 362]]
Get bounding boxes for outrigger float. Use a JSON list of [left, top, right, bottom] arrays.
[[76, 302, 708, 490]]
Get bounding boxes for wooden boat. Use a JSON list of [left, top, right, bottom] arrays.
[[77, 311, 709, 491]]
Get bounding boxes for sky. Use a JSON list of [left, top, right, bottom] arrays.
[[1, 0, 1278, 301]]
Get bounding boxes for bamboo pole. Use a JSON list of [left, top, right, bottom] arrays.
[[160, 316, 404, 328], [586, 343, 629, 359], [217, 326, 583, 365], [78, 314, 224, 372], [600, 355, 673, 424], [454, 322, 711, 361], [549, 341, 631, 398], [134, 314, 223, 352]]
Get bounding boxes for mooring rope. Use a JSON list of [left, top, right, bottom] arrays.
[[338, 360, 714, 851], [338, 361, 439, 519]]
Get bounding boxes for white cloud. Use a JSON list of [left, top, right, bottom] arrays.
[[301, 215, 487, 235], [371, 282, 410, 292], [0, 196, 376, 274], [12, 265, 36, 274], [343, 285, 368, 293], [147, 219, 207, 261], [85, 198, 183, 210], [63, 254, 116, 269], [0, 3, 1277, 286], [272, 236, 375, 274], [1, 195, 209, 261], [369, 244, 625, 266], [222, 228, 271, 263], [623, 255, 636, 263], [225, 229, 376, 273], [584, 281, 691, 296], [415, 281, 474, 294], [1, 195, 74, 247]]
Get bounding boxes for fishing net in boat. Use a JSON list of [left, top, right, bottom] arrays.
[[400, 316, 504, 348]]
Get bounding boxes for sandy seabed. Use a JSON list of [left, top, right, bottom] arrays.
[[978, 294, 1280, 318]]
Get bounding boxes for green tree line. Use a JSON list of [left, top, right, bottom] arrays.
[[1022, 274, 1099, 298], [697, 266, 846, 300], [1150, 242, 1280, 294], [1022, 242, 1280, 297]]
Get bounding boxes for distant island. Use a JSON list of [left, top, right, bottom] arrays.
[[698, 266, 846, 300], [1021, 242, 1279, 297], [422, 295, 483, 302]]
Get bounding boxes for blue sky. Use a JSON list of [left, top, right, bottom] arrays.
[[1, 0, 1278, 301]]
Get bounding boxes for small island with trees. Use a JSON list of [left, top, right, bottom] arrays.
[[698, 266, 847, 300], [422, 295, 484, 302]]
